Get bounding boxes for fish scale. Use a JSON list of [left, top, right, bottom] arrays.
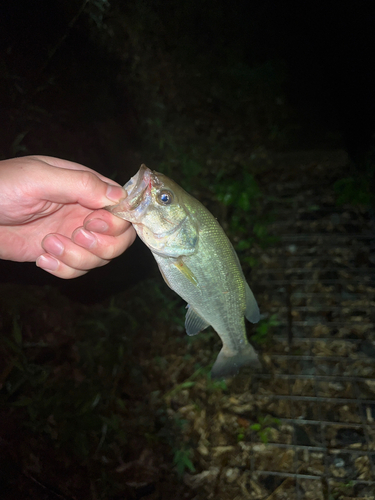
[[106, 164, 260, 378]]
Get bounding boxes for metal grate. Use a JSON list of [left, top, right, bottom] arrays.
[[247, 167, 375, 499]]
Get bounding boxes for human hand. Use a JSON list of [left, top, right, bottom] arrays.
[[0, 155, 135, 278]]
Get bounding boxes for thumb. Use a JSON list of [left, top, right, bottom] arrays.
[[34, 165, 126, 209]]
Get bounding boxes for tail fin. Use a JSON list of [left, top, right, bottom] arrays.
[[211, 344, 261, 379]]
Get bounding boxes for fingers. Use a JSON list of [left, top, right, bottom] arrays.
[[83, 208, 131, 237], [36, 254, 95, 279], [36, 213, 136, 279], [71, 225, 136, 260], [76, 210, 136, 259], [37, 234, 109, 279], [29, 155, 119, 184], [24, 157, 126, 208]]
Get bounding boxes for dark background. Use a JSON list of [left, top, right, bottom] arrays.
[[1, 0, 374, 298]]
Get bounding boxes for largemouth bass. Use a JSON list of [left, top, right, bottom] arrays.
[[106, 165, 261, 378]]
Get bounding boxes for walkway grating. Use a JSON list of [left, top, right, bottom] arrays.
[[246, 161, 375, 499]]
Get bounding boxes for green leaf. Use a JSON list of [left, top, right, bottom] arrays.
[[179, 381, 195, 389], [260, 430, 269, 443], [173, 448, 195, 476]]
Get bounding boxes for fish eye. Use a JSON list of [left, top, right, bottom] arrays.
[[157, 190, 174, 205]]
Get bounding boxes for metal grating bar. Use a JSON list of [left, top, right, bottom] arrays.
[[278, 233, 374, 240], [252, 395, 375, 405], [256, 268, 374, 274], [353, 380, 375, 476], [255, 374, 375, 383], [247, 172, 375, 498]]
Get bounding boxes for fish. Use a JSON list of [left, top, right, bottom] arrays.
[[106, 164, 261, 378]]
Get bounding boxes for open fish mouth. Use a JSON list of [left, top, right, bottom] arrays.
[[106, 164, 166, 221], [105, 165, 154, 220], [124, 164, 151, 209]]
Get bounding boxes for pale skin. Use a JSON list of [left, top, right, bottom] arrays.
[[0, 155, 135, 279]]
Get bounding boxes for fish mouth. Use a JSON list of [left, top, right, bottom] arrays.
[[104, 165, 150, 220], [124, 164, 151, 209], [124, 165, 165, 210], [106, 164, 163, 220]]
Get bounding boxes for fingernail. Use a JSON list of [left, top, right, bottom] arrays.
[[73, 228, 97, 249], [106, 184, 126, 202], [85, 219, 109, 233], [36, 255, 59, 271], [43, 236, 64, 256]]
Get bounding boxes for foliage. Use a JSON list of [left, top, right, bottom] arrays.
[[2, 298, 134, 462], [251, 314, 279, 345], [334, 151, 374, 207], [214, 169, 277, 259], [173, 447, 196, 477], [0, 283, 182, 482], [334, 175, 373, 207], [250, 415, 281, 444], [331, 480, 355, 499], [215, 171, 261, 212]]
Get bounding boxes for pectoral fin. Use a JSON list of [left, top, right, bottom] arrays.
[[185, 305, 210, 336], [245, 282, 260, 323], [172, 258, 199, 286]]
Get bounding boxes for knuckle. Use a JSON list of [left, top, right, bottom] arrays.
[[79, 170, 95, 191]]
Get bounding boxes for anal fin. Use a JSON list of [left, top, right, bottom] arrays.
[[185, 304, 210, 336]]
